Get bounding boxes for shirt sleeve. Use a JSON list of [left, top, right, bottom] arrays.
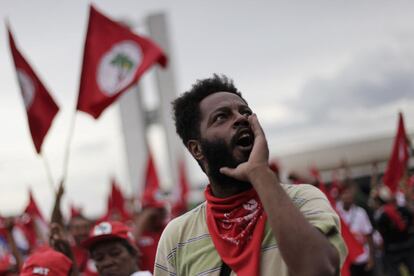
[[293, 184, 348, 266]]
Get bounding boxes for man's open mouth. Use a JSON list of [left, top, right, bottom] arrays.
[[235, 129, 254, 151]]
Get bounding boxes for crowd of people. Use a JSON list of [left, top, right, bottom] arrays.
[[0, 181, 169, 276], [294, 166, 414, 276], [0, 74, 413, 276]]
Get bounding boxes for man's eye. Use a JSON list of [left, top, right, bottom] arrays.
[[109, 250, 121, 257], [214, 114, 226, 122], [242, 110, 252, 116]]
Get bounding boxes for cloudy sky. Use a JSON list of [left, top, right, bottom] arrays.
[[1, 0, 413, 218]]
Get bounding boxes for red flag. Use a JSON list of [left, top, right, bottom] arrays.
[[70, 204, 83, 219], [383, 112, 410, 193], [0, 219, 14, 274], [340, 217, 364, 276], [309, 166, 334, 204], [142, 151, 164, 208], [24, 190, 46, 224], [269, 159, 280, 174], [329, 170, 341, 202], [77, 5, 167, 118], [310, 166, 324, 185], [313, 175, 364, 275], [19, 190, 49, 250], [7, 27, 59, 153], [104, 179, 130, 221], [0, 216, 7, 237], [407, 175, 414, 188], [171, 159, 190, 217]]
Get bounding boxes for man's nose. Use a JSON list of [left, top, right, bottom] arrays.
[[100, 254, 115, 268], [233, 113, 249, 127]]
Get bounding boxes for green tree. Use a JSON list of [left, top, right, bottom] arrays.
[[110, 53, 135, 82]]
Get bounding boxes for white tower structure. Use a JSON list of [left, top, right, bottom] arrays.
[[119, 13, 185, 199]]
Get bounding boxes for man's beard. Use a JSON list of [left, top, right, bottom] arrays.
[[200, 137, 251, 190]]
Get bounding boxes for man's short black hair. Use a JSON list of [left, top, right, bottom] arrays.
[[172, 74, 246, 145]]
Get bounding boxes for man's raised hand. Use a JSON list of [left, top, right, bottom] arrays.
[[220, 114, 269, 182]]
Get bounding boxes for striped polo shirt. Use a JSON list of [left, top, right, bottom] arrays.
[[154, 184, 347, 276]]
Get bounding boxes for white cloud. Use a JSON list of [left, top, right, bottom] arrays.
[[290, 42, 414, 124]]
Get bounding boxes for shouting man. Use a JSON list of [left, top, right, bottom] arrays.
[[154, 74, 347, 276]]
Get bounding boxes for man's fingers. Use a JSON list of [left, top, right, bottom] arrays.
[[249, 113, 268, 149], [219, 114, 268, 183], [248, 113, 269, 160], [220, 167, 235, 178], [249, 114, 265, 138]]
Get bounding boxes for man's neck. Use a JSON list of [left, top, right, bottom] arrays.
[[209, 179, 252, 198]]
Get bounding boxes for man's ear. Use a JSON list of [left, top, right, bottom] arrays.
[[187, 139, 203, 161]]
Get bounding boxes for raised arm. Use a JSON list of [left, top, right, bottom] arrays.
[[50, 181, 65, 226], [49, 223, 79, 276], [220, 114, 340, 276]]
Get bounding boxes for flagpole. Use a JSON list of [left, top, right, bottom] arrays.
[[41, 153, 56, 193], [61, 111, 77, 186]]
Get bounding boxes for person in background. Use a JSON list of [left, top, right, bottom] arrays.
[[20, 246, 74, 276], [50, 183, 93, 274], [82, 221, 151, 276], [336, 182, 375, 276], [0, 217, 22, 275], [373, 185, 414, 276], [135, 202, 167, 273], [402, 175, 414, 213], [67, 215, 91, 273]]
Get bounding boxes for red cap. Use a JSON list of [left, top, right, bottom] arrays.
[[82, 221, 136, 250], [21, 247, 72, 276]]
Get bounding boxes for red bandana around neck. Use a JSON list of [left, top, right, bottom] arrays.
[[204, 185, 267, 276]]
